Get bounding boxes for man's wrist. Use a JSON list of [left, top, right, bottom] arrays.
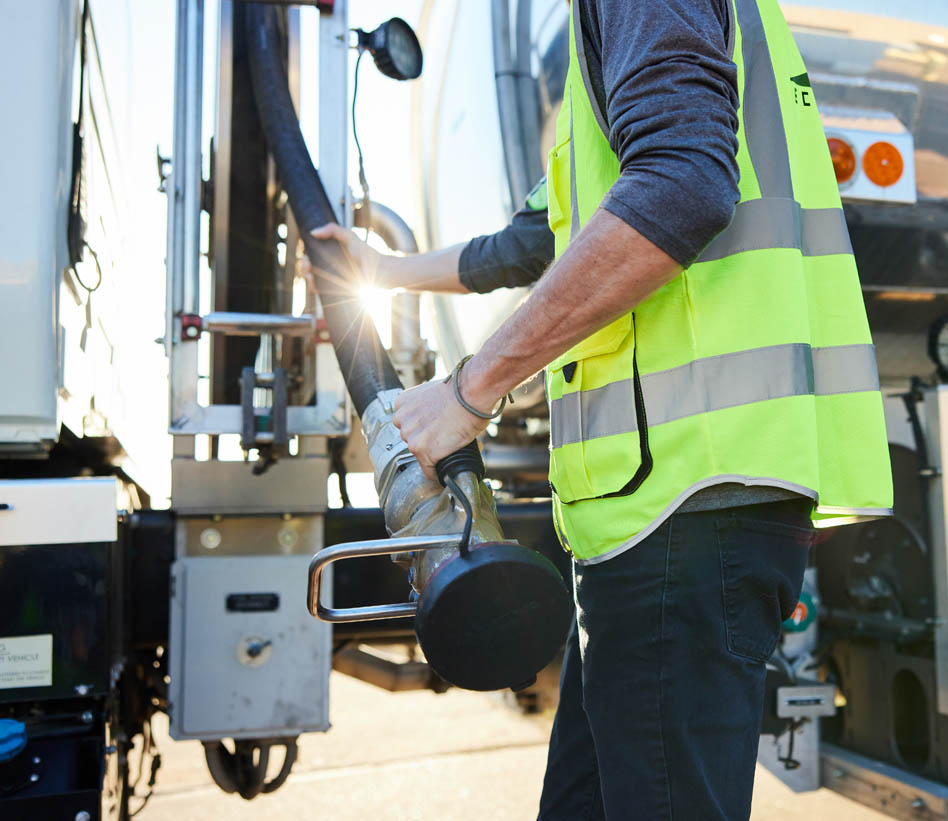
[[376, 252, 403, 288], [458, 354, 508, 415]]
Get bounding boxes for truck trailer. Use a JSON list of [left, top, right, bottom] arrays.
[[2, 1, 948, 819]]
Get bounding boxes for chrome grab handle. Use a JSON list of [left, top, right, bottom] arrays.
[[202, 311, 315, 337], [307, 533, 464, 623]]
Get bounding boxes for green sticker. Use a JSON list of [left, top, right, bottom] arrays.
[[526, 177, 548, 212]]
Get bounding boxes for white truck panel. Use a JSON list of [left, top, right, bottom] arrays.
[[0, 1, 78, 451], [0, 478, 118, 546]]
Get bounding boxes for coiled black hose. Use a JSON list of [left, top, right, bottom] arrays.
[[245, 3, 402, 415]]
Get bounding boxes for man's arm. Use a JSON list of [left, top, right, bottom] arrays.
[[392, 208, 682, 479], [305, 187, 553, 295], [458, 193, 553, 293], [393, 0, 740, 478], [586, 0, 740, 266], [464, 208, 680, 401], [306, 223, 468, 293]]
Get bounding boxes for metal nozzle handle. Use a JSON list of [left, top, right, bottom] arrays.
[[307, 533, 464, 623]]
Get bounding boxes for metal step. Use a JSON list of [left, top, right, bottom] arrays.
[[821, 742, 948, 819]]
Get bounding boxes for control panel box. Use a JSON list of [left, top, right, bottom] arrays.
[[168, 554, 331, 740]]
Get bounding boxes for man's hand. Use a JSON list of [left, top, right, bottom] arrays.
[[300, 224, 383, 292], [392, 376, 494, 481], [300, 224, 469, 294]]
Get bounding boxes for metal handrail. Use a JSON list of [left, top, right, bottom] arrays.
[[201, 311, 316, 336], [307, 533, 464, 623]]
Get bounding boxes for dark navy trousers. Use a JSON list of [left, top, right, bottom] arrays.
[[538, 499, 812, 820]]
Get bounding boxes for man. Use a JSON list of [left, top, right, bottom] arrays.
[[310, 0, 892, 816]]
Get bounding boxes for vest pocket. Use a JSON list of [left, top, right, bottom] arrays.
[[548, 314, 653, 503], [546, 135, 571, 239]]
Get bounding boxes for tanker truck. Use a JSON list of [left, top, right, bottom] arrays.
[[2, 1, 948, 819]]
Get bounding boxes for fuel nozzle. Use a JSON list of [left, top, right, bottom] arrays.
[[308, 390, 572, 692]]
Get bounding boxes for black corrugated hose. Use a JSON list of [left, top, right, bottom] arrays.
[[245, 3, 402, 416]]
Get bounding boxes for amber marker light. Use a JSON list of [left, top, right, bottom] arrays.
[[863, 141, 904, 187], [876, 290, 936, 302], [827, 137, 857, 184]]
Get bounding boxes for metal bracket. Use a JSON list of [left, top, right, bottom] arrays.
[[240, 367, 288, 451], [307, 533, 463, 622]]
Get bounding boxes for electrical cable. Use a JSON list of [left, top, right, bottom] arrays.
[[902, 376, 934, 547], [129, 716, 160, 817], [261, 740, 298, 794], [777, 719, 803, 770], [246, 3, 404, 416], [71, 241, 103, 293], [444, 474, 473, 557], [328, 437, 352, 507], [351, 48, 371, 240]]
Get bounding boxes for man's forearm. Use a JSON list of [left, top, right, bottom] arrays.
[[460, 208, 682, 408], [382, 243, 469, 293]]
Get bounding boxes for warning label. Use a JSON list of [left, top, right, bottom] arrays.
[[0, 634, 53, 689]]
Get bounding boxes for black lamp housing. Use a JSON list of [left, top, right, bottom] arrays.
[[356, 17, 423, 81], [928, 314, 948, 382]]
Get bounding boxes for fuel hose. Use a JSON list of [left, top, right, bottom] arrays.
[[249, 4, 573, 692], [245, 3, 401, 416]]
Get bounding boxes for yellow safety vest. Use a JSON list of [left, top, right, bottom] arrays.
[[546, 0, 893, 563]]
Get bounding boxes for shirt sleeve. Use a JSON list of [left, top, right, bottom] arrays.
[[458, 178, 555, 294], [583, 0, 740, 267]]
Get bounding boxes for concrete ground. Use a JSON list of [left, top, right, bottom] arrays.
[[135, 671, 887, 821]]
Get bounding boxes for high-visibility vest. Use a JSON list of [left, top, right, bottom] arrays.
[[546, 0, 893, 563]]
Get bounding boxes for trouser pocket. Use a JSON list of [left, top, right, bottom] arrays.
[[717, 506, 813, 663]]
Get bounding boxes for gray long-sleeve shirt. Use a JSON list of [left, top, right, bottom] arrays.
[[459, 0, 740, 293]]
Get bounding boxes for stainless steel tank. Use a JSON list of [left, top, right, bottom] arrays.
[[411, 0, 566, 374]]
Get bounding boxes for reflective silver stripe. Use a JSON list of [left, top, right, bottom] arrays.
[[725, 0, 737, 60], [697, 200, 852, 263], [549, 343, 879, 449], [812, 345, 880, 395], [572, 0, 609, 138], [569, 94, 581, 242], [551, 379, 636, 452], [736, 0, 794, 198]]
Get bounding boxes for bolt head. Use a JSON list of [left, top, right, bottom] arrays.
[[32, 756, 41, 765], [277, 525, 298, 550], [76, 812, 92, 821], [29, 773, 40, 782], [81, 710, 94, 724], [74, 684, 91, 696], [199, 527, 222, 550]]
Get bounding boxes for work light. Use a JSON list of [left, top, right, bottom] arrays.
[[356, 18, 423, 81]]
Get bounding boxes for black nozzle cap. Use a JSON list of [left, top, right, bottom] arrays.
[[414, 543, 572, 692], [435, 440, 485, 486]]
